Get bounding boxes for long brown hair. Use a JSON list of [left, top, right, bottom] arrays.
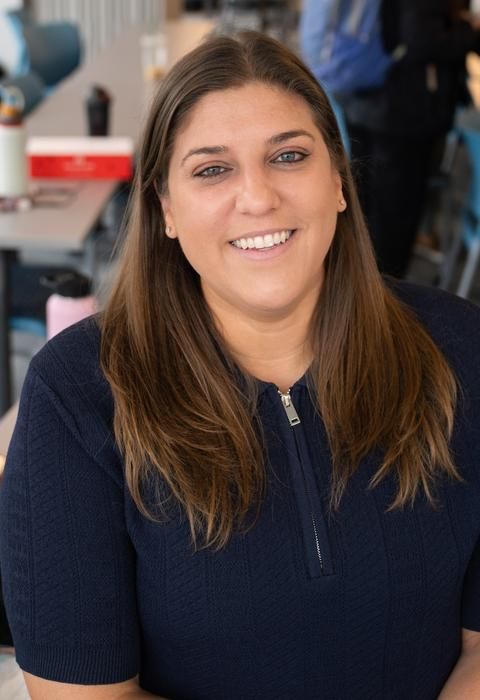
[[100, 31, 458, 548]]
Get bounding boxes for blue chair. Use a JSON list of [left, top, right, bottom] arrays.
[[20, 21, 83, 88], [439, 126, 480, 298], [7, 264, 85, 342], [9, 317, 46, 337], [0, 9, 83, 89]]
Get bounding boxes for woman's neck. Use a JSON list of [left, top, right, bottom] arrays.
[[238, 346, 311, 393], [205, 291, 316, 393]]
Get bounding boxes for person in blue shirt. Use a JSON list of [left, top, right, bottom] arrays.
[[300, 0, 480, 278], [1, 31, 480, 700]]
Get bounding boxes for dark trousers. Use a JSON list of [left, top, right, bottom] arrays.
[[347, 124, 437, 278]]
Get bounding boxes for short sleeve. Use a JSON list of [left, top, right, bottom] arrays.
[[0, 366, 140, 684], [462, 533, 480, 632]]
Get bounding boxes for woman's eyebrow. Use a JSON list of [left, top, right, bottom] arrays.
[[268, 129, 315, 144], [180, 130, 315, 166], [181, 145, 226, 166]]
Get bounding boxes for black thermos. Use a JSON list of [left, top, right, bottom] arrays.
[[85, 85, 111, 136]]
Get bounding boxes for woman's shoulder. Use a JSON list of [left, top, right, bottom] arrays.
[[31, 314, 104, 390], [389, 278, 480, 329], [388, 279, 480, 387], [26, 314, 115, 446]]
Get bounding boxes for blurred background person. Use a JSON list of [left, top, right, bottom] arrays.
[[301, 0, 480, 278]]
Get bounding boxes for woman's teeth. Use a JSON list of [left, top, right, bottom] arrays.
[[230, 229, 293, 250]]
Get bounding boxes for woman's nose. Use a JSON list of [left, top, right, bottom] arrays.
[[235, 168, 280, 216]]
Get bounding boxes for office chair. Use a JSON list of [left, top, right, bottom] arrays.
[[439, 126, 480, 298], [1, 9, 83, 89]]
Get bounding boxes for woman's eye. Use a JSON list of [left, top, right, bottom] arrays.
[[274, 151, 307, 164], [195, 165, 228, 178]]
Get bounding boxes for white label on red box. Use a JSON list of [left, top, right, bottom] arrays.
[[27, 137, 134, 180]]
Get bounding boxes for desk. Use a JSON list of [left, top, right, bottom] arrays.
[[0, 16, 215, 414]]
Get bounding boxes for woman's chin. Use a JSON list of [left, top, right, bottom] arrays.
[[202, 278, 321, 322], [232, 293, 308, 320]]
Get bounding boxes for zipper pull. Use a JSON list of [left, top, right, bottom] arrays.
[[278, 391, 301, 426]]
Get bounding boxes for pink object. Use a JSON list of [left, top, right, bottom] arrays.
[[46, 293, 97, 340]]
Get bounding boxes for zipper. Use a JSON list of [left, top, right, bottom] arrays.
[[279, 390, 300, 426], [278, 389, 331, 576], [311, 516, 324, 570]]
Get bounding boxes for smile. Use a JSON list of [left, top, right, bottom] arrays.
[[230, 229, 295, 250]]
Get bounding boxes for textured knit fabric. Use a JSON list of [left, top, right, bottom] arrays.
[[1, 281, 480, 699]]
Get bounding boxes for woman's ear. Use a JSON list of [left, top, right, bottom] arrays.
[[159, 194, 177, 239], [333, 171, 347, 212]]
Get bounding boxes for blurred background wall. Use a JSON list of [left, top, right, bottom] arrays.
[[30, 0, 176, 58]]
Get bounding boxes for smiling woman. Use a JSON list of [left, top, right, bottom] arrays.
[[1, 30, 480, 700], [160, 82, 343, 340]]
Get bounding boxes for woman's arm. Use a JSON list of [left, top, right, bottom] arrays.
[[437, 628, 480, 699], [0, 366, 141, 688], [24, 673, 169, 699]]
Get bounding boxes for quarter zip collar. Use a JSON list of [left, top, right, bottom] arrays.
[[255, 370, 310, 396], [261, 378, 335, 578]]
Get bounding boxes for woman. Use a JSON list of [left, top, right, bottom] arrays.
[[0, 31, 479, 700]]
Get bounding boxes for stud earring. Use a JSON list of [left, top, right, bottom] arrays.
[[165, 225, 172, 235]]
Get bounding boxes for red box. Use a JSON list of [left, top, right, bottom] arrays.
[[27, 137, 134, 180]]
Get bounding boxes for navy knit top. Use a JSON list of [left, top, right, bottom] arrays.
[[1, 281, 480, 700]]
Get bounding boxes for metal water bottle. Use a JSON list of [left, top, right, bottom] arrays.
[[41, 271, 97, 340], [0, 86, 27, 198]]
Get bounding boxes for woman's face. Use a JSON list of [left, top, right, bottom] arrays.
[[160, 82, 345, 320]]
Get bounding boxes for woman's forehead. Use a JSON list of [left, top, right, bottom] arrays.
[[171, 82, 322, 153]]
